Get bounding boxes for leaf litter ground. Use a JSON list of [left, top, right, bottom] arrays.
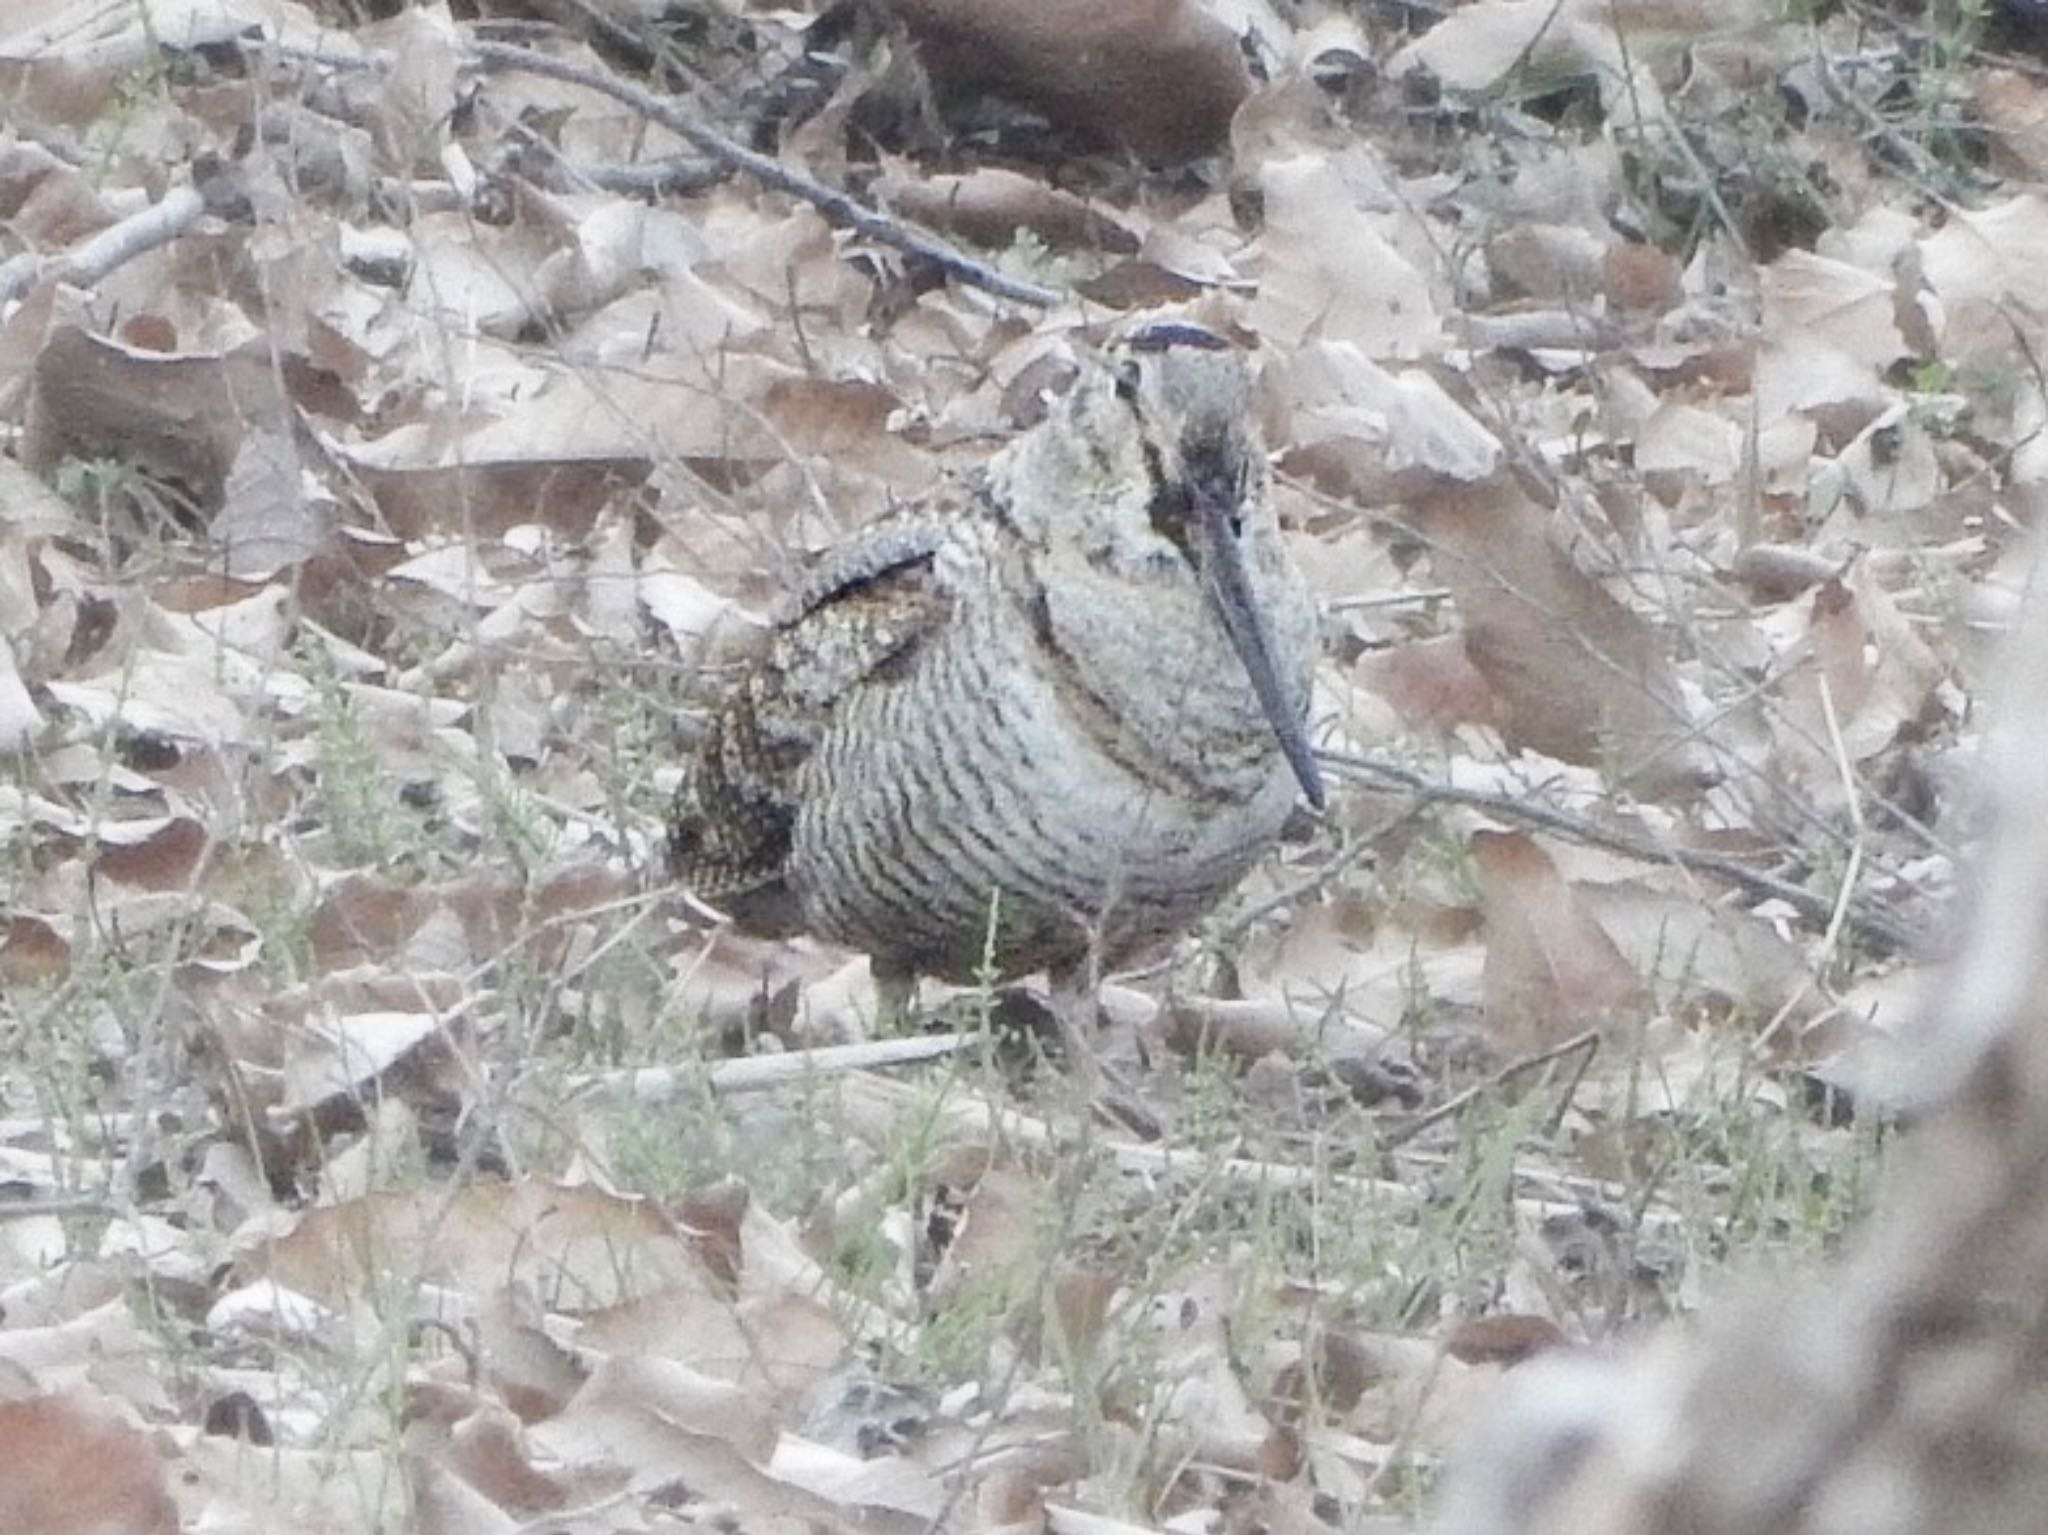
[[0, 0, 2030, 1528]]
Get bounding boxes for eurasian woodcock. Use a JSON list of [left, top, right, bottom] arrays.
[[670, 321, 1323, 1018]]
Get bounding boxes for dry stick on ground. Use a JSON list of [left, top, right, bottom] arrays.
[[467, 41, 1061, 310], [580, 1032, 974, 1096], [0, 184, 204, 307], [1320, 750, 1929, 959], [1438, 544, 2048, 1535]]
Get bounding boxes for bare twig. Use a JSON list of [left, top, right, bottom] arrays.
[[1319, 749, 1930, 958], [1380, 1028, 1601, 1150], [467, 41, 1062, 309], [579, 1032, 975, 1096]]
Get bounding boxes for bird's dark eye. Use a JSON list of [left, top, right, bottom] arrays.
[[1114, 360, 1142, 403]]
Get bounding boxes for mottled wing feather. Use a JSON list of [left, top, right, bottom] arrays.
[[670, 511, 954, 929], [791, 510, 949, 618]]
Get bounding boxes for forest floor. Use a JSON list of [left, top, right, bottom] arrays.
[[0, 0, 2038, 1529]]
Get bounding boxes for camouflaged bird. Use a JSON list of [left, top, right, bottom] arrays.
[[670, 322, 1323, 1015]]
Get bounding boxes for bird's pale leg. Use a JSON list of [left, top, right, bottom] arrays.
[[872, 957, 919, 1036], [1048, 957, 1160, 1137], [1047, 958, 1104, 1075]]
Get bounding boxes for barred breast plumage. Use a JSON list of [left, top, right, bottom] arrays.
[[670, 321, 1323, 1003]]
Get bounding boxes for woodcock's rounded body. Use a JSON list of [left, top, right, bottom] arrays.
[[671, 322, 1323, 990]]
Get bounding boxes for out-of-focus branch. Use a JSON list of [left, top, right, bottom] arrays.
[[1438, 543, 2048, 1535]]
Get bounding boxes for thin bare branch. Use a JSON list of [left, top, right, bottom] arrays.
[[468, 41, 1063, 310]]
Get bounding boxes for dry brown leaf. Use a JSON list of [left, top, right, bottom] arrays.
[[1, 0, 349, 124], [305, 866, 629, 975], [0, 1393, 177, 1535], [1332, 1329, 1489, 1451], [0, 1299, 156, 1392], [0, 136, 74, 222], [1761, 249, 1908, 375], [248, 1182, 724, 1311], [1580, 881, 1810, 1024], [1272, 342, 1501, 497], [1776, 565, 1947, 788], [767, 1433, 949, 1525], [22, 324, 293, 513], [664, 927, 855, 1042], [877, 167, 1139, 255], [1921, 192, 2048, 322], [1601, 241, 1684, 315], [211, 432, 331, 579], [1146, 1273, 1298, 1477], [1634, 401, 1744, 486], [1392, 0, 1764, 126], [882, 0, 1251, 161], [1474, 831, 1647, 1050], [928, 1163, 1042, 1292], [422, 1399, 570, 1516], [1249, 157, 1444, 357], [1486, 224, 1609, 305], [403, 1442, 530, 1535], [1444, 1313, 1571, 1367], [176, 1436, 404, 1533], [0, 913, 70, 984], [531, 1354, 839, 1520], [1354, 632, 1508, 737], [84, 815, 208, 891], [5, 155, 115, 251], [272, 1008, 468, 1119], [579, 1289, 847, 1405], [1073, 260, 1210, 309], [1977, 65, 2048, 180], [1410, 479, 1703, 795], [1245, 887, 1486, 1023]]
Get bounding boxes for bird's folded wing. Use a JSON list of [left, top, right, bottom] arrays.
[[669, 509, 956, 920]]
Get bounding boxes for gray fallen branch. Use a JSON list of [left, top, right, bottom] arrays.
[[468, 41, 1062, 310], [0, 184, 205, 309]]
